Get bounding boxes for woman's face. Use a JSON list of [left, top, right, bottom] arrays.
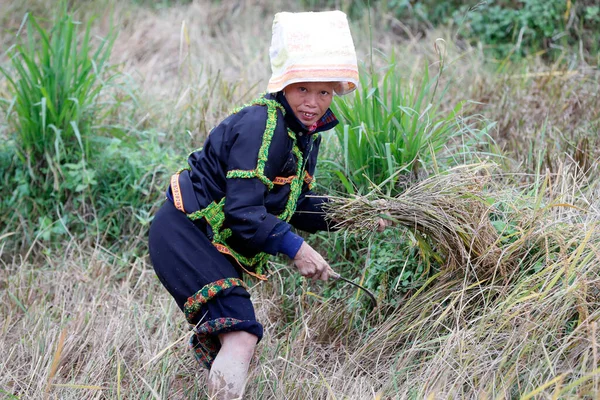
[[283, 82, 335, 127]]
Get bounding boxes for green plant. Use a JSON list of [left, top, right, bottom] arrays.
[[315, 229, 434, 309], [326, 53, 463, 196], [453, 0, 570, 60], [88, 132, 178, 246], [302, 1, 600, 62], [0, 5, 120, 240], [0, 4, 176, 247], [1, 8, 116, 169]]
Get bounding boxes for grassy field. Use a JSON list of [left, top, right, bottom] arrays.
[[1, 0, 600, 399]]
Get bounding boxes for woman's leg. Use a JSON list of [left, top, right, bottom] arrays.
[[208, 331, 258, 399], [149, 201, 263, 395]]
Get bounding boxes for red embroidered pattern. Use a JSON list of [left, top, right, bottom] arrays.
[[183, 278, 247, 323], [170, 173, 185, 212], [273, 175, 296, 185], [304, 171, 314, 185], [190, 317, 245, 369]]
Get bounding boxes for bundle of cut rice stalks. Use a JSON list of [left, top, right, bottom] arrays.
[[325, 163, 503, 276]]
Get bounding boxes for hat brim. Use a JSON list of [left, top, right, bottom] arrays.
[[267, 76, 358, 96]]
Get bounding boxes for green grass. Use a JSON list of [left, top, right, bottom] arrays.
[[327, 50, 482, 196], [0, 4, 176, 246], [0, 8, 116, 167], [0, 5, 118, 240]]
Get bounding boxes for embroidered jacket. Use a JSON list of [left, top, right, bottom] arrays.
[[169, 92, 337, 273]]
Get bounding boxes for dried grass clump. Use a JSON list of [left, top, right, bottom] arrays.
[[325, 163, 502, 275], [472, 67, 600, 173]]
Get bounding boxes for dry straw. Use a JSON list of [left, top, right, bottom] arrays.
[[325, 163, 503, 276]]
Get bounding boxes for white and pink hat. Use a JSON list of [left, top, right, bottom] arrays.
[[267, 10, 359, 96]]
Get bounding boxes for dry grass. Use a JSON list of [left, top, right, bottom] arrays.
[[2, 163, 600, 399], [469, 64, 600, 173], [327, 162, 600, 398], [0, 240, 205, 399], [104, 0, 301, 145], [326, 163, 502, 275], [3, 163, 600, 398], [2, 0, 600, 398]]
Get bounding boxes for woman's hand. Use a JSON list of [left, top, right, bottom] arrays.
[[293, 242, 333, 281], [372, 199, 394, 232], [377, 216, 394, 232]]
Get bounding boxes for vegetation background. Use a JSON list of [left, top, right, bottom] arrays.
[[0, 0, 599, 398]]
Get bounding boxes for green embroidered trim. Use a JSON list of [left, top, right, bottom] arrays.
[[221, 228, 232, 241], [306, 172, 316, 190], [184, 278, 247, 323], [225, 96, 284, 190], [255, 99, 280, 185], [230, 95, 286, 116], [187, 198, 270, 275], [225, 250, 270, 274], [226, 170, 256, 179], [226, 169, 274, 189], [188, 198, 227, 232], [308, 134, 319, 189], [182, 95, 310, 278], [190, 317, 246, 369], [278, 130, 304, 221]]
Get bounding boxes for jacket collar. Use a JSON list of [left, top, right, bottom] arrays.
[[268, 92, 339, 135]]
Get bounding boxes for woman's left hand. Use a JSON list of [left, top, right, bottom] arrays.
[[377, 216, 393, 232], [372, 199, 393, 232]]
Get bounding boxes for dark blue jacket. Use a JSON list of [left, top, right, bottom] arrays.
[[169, 92, 338, 263]]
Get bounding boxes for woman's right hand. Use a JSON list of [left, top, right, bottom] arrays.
[[293, 242, 333, 281]]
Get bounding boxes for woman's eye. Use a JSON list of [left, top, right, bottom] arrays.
[[321, 91, 330, 95], [299, 87, 307, 92]]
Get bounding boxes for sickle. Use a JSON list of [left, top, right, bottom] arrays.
[[330, 272, 378, 308]]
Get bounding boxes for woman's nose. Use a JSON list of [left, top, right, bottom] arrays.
[[304, 94, 317, 108]]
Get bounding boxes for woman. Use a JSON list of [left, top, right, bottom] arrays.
[[149, 10, 387, 399]]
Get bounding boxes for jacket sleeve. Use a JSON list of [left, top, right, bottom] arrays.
[[222, 107, 292, 253], [289, 134, 337, 233], [289, 189, 337, 233]]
